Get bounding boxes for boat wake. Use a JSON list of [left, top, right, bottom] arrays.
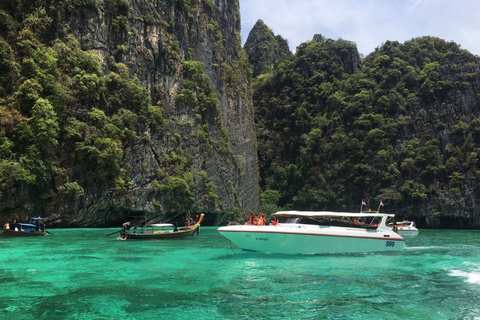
[[449, 269, 480, 284], [404, 246, 446, 250]]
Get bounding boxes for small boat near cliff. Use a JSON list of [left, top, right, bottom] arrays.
[[0, 217, 48, 237], [217, 211, 405, 254], [118, 214, 204, 240], [392, 220, 419, 236]]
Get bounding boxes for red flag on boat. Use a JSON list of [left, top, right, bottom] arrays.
[[362, 200, 366, 206], [380, 200, 384, 206]]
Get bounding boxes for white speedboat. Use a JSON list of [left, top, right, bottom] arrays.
[[393, 220, 419, 236], [217, 211, 405, 254]]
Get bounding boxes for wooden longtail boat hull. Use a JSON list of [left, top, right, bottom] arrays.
[[122, 225, 199, 240], [0, 229, 46, 237], [120, 214, 204, 240]]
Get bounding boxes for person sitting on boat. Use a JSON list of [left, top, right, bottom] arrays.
[[3, 222, 9, 230], [259, 213, 266, 225], [173, 221, 178, 232], [270, 218, 277, 226]]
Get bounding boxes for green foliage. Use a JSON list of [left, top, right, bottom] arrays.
[[112, 15, 128, 31], [0, 20, 167, 204], [142, 13, 155, 26], [152, 172, 195, 212], [254, 35, 480, 212], [65, 117, 87, 140], [59, 181, 85, 197], [28, 98, 59, 146], [219, 127, 232, 154], [15, 79, 43, 114], [22, 7, 52, 39], [0, 41, 20, 96], [146, 105, 165, 127], [70, 0, 100, 11], [105, 63, 153, 114]]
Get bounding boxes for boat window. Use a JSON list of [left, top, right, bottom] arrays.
[[277, 215, 380, 229], [277, 216, 322, 225]]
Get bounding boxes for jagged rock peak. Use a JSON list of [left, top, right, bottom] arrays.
[[244, 19, 292, 77], [296, 33, 362, 74], [312, 34, 326, 43]]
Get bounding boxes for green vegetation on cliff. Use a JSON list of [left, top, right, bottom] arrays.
[[251, 34, 480, 227], [0, 18, 162, 203], [0, 0, 257, 226]]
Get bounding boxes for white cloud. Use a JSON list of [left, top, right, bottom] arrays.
[[240, 0, 480, 56]]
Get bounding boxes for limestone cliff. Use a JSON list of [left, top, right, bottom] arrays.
[[249, 26, 480, 228], [0, 0, 259, 226]]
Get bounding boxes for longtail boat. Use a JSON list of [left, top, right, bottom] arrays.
[[118, 214, 204, 240], [0, 217, 48, 237]]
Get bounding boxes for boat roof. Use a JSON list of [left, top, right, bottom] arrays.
[[148, 223, 174, 227], [30, 217, 44, 220], [17, 223, 36, 227], [272, 210, 395, 218]]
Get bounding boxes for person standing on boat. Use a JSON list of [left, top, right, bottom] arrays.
[[121, 222, 130, 238], [186, 212, 191, 226], [35, 219, 40, 232]]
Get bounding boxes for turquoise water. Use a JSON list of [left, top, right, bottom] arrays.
[[1, 228, 479, 320]]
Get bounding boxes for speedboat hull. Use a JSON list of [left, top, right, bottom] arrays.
[[218, 225, 405, 254], [397, 228, 419, 236]]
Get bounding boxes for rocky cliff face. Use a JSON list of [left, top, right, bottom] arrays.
[[0, 0, 259, 226], [249, 24, 480, 228], [377, 40, 480, 228]]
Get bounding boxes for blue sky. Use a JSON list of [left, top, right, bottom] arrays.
[[240, 0, 480, 56]]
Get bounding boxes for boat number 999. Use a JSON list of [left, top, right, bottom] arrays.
[[385, 240, 395, 247]]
